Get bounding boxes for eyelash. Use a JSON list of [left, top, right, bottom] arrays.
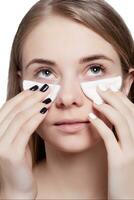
[[34, 67, 55, 77], [87, 64, 105, 74], [34, 64, 106, 78]]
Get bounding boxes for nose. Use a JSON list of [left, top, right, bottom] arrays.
[[55, 79, 84, 109]]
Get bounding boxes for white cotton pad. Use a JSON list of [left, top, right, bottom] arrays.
[[23, 80, 61, 102], [80, 76, 122, 104]]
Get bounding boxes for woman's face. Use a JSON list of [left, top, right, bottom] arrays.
[[22, 15, 122, 153]]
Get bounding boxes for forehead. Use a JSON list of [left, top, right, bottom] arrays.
[[22, 15, 120, 67]]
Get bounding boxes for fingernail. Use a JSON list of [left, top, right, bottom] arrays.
[[40, 107, 48, 114], [42, 98, 52, 104], [40, 84, 49, 92], [110, 85, 119, 92], [88, 113, 97, 120], [29, 85, 39, 91], [93, 99, 103, 105], [98, 84, 108, 91]]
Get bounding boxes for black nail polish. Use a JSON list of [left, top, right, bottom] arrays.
[[40, 107, 48, 114], [40, 84, 49, 92], [29, 85, 39, 91], [42, 98, 52, 104]]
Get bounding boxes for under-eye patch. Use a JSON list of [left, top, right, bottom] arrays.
[[23, 80, 61, 102], [80, 76, 122, 104]]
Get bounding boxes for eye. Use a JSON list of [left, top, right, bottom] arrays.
[[87, 64, 105, 76], [35, 68, 55, 80]]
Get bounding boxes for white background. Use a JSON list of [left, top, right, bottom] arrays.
[[0, 0, 134, 107]]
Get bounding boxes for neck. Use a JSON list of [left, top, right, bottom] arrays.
[[39, 140, 108, 199]]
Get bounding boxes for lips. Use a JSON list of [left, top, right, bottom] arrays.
[[54, 120, 89, 126], [54, 120, 90, 133]]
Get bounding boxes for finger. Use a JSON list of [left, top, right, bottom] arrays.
[[96, 87, 134, 140], [0, 88, 50, 138], [97, 87, 132, 118], [0, 84, 50, 123], [14, 108, 48, 154], [93, 103, 133, 150], [0, 101, 50, 147], [116, 90, 134, 113], [98, 87, 134, 130], [115, 92, 134, 134], [0, 90, 32, 122], [88, 112, 121, 160]]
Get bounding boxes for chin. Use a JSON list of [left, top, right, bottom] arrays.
[[50, 136, 102, 154], [37, 123, 102, 154]]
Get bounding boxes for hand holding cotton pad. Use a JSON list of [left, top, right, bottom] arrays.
[[23, 80, 61, 102], [80, 76, 122, 104], [23, 77, 122, 105]]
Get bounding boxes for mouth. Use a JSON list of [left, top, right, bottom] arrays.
[[54, 120, 90, 133]]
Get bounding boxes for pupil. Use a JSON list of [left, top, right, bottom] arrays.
[[43, 70, 51, 76], [92, 67, 100, 73]]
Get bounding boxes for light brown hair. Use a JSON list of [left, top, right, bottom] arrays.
[[6, 0, 134, 167]]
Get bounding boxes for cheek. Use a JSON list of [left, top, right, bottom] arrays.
[[36, 120, 49, 140], [36, 109, 56, 141]]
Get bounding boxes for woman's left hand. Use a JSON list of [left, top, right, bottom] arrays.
[[88, 86, 134, 199]]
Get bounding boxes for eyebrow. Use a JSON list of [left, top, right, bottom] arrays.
[[25, 54, 114, 69]]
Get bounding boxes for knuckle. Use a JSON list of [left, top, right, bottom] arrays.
[[0, 148, 23, 165], [113, 113, 125, 126], [16, 111, 28, 122], [23, 89, 33, 96], [0, 145, 11, 158], [31, 90, 47, 101], [20, 125, 30, 134], [122, 108, 132, 118], [16, 90, 32, 99], [33, 90, 44, 97], [0, 150, 12, 163], [14, 103, 22, 113], [10, 154, 23, 165]]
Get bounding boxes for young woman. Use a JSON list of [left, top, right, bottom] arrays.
[[0, 0, 134, 199]]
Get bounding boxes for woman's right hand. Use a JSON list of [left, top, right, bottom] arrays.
[[0, 84, 51, 199]]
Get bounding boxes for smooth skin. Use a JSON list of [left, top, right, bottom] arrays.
[[89, 87, 134, 199], [22, 15, 134, 199], [0, 88, 51, 199], [0, 14, 134, 199]]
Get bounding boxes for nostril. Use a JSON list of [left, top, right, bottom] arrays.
[[55, 83, 84, 108]]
